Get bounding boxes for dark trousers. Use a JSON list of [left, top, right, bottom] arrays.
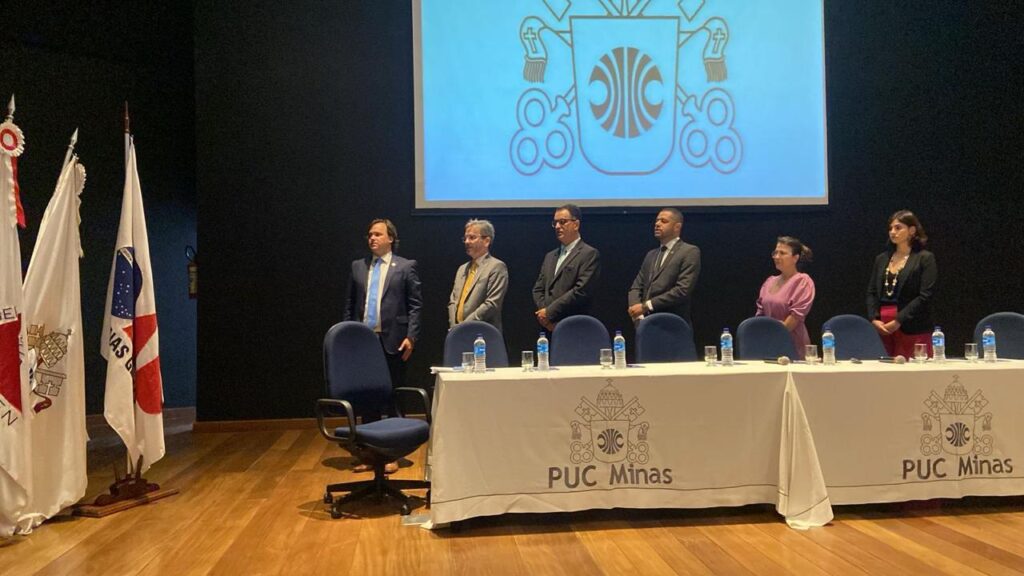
[[380, 336, 406, 418]]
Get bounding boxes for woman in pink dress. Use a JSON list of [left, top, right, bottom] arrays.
[[756, 236, 816, 359]]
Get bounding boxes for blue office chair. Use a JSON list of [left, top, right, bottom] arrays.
[[314, 322, 430, 517], [636, 313, 698, 362], [736, 316, 797, 360], [974, 312, 1024, 359], [550, 315, 610, 366], [443, 321, 509, 367], [825, 314, 887, 360]]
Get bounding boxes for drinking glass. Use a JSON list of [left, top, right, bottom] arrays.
[[805, 345, 819, 364], [521, 351, 534, 371], [965, 343, 979, 363], [461, 352, 474, 371], [704, 346, 717, 366], [914, 343, 928, 363], [600, 348, 613, 369]]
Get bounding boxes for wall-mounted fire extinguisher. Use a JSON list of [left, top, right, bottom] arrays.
[[186, 245, 197, 299]]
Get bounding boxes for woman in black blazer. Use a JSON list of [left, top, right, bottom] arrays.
[[866, 210, 937, 357]]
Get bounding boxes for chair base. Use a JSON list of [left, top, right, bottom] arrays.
[[324, 464, 430, 518]]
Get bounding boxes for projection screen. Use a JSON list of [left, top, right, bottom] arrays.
[[414, 0, 827, 209]]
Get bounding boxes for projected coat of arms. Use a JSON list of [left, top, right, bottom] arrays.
[[511, 0, 742, 176]]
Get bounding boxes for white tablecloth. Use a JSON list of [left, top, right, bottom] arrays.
[[428, 363, 830, 528], [790, 360, 1024, 504], [428, 360, 1024, 528]]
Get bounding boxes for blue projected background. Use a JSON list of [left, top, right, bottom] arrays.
[[413, 0, 827, 208]]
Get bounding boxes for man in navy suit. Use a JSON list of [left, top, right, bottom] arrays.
[[344, 218, 422, 396]]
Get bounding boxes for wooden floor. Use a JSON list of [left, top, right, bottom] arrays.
[[3, 425, 1024, 576]]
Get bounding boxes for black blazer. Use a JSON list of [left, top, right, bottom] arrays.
[[627, 240, 701, 324], [531, 240, 601, 322], [344, 254, 422, 354], [866, 249, 937, 335]]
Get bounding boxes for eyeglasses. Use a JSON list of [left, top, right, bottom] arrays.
[[462, 234, 484, 242], [771, 250, 793, 257], [551, 218, 577, 228]]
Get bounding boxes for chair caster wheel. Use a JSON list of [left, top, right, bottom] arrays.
[[323, 492, 333, 504], [330, 507, 342, 519], [400, 503, 411, 516]]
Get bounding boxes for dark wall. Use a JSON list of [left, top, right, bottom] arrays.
[[196, 2, 1023, 421], [2, 3, 197, 410]]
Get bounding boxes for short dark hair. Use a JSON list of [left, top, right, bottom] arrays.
[[556, 203, 582, 222], [888, 210, 927, 249], [659, 207, 683, 224], [776, 236, 813, 267], [368, 218, 399, 250]]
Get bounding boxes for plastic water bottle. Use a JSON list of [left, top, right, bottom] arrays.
[[473, 334, 487, 372], [613, 330, 626, 369], [983, 325, 997, 363], [822, 326, 836, 365], [536, 332, 549, 371], [720, 328, 734, 366], [932, 326, 946, 363]]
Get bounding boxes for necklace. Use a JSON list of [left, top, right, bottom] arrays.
[[884, 254, 909, 298]]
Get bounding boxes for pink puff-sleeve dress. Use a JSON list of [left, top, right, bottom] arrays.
[[755, 272, 816, 359]]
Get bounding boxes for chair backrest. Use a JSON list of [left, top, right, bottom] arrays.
[[636, 313, 698, 362], [736, 316, 797, 360], [825, 314, 887, 360], [974, 312, 1024, 359], [323, 321, 391, 417], [551, 315, 610, 366], [443, 321, 509, 367]]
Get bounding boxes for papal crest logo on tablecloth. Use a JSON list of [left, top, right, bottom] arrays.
[[511, 0, 742, 176], [570, 380, 650, 464], [920, 375, 994, 457]]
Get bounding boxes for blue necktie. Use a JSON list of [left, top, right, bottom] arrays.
[[366, 257, 382, 329]]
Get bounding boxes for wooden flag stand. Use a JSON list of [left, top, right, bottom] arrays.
[[73, 456, 179, 518]]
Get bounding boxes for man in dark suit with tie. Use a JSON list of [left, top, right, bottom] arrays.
[[628, 208, 701, 325], [344, 218, 422, 392], [532, 204, 601, 331]]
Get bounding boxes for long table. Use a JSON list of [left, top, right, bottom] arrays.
[[428, 361, 1024, 528]]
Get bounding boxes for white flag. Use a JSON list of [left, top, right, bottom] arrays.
[[102, 137, 164, 474], [19, 144, 88, 530], [0, 100, 32, 537]]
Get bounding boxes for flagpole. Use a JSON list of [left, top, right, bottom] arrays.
[[124, 101, 131, 168], [61, 128, 79, 171]]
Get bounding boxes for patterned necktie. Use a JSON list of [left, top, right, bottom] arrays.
[[455, 261, 478, 323], [366, 257, 382, 329]]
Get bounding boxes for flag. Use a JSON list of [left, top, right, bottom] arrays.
[[0, 96, 32, 537], [102, 136, 164, 475], [19, 134, 87, 530]]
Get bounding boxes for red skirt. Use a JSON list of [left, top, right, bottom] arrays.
[[880, 304, 931, 358]]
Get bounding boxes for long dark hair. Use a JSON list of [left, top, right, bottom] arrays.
[[888, 210, 927, 251]]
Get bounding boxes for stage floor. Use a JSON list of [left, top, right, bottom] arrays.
[[3, 424, 1024, 575]]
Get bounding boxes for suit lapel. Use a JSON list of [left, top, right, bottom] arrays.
[[380, 256, 399, 297], [898, 252, 919, 284], [552, 243, 582, 284], [465, 256, 487, 296], [649, 243, 678, 284]]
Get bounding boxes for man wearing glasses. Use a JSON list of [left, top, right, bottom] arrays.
[[448, 219, 508, 331], [532, 204, 602, 331]]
